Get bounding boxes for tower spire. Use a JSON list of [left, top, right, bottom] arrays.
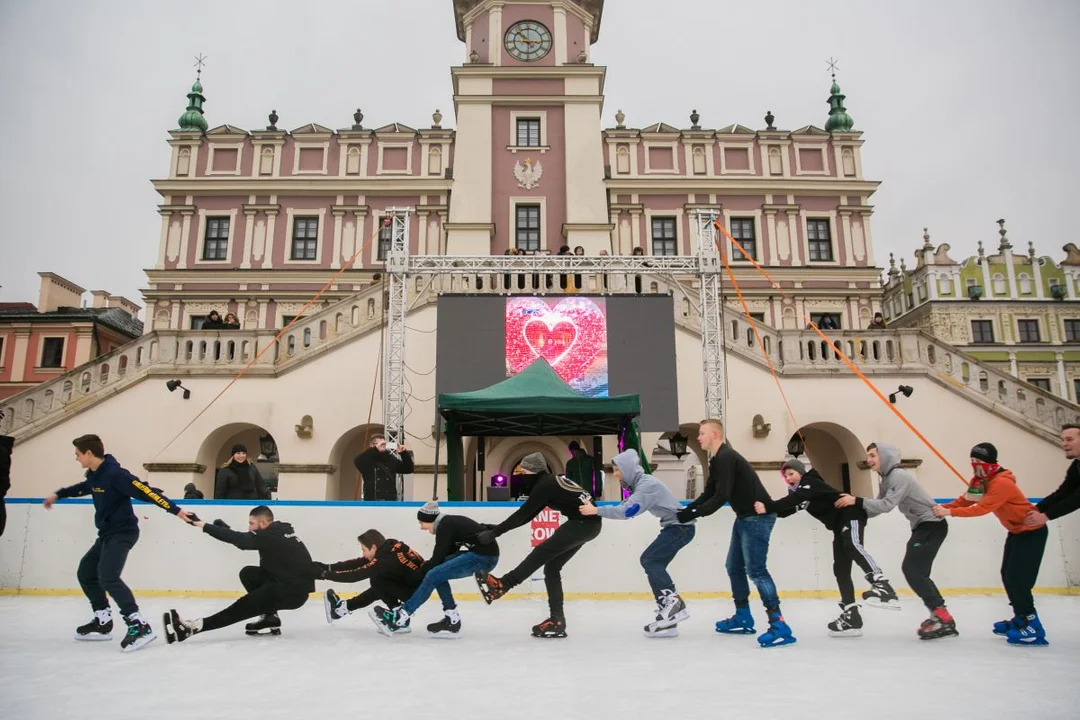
[[177, 54, 208, 132], [824, 58, 854, 133]]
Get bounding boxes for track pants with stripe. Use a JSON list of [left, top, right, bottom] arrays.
[[832, 517, 881, 606]]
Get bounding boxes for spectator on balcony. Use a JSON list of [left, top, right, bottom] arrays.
[[868, 313, 887, 330], [571, 246, 585, 292], [557, 245, 572, 290], [819, 315, 839, 331], [223, 312, 241, 329], [183, 483, 204, 500], [503, 248, 518, 292], [632, 246, 645, 294], [215, 445, 271, 500], [202, 310, 226, 330]]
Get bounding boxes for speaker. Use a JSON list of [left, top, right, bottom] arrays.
[[477, 438, 486, 472]]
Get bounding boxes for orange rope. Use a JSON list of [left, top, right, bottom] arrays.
[[710, 218, 968, 485], [152, 219, 391, 461]]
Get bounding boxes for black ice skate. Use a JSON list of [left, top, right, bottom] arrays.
[[245, 612, 282, 636], [531, 618, 567, 639], [861, 574, 901, 611], [475, 572, 506, 604], [163, 609, 199, 644], [427, 609, 462, 639], [119, 615, 157, 652], [827, 603, 863, 637], [74, 613, 114, 642], [324, 589, 349, 624]]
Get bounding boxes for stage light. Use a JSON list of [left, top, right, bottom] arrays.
[[166, 379, 190, 400], [889, 385, 914, 404], [491, 474, 508, 487]]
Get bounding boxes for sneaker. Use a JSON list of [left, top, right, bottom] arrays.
[[861, 574, 901, 611], [119, 615, 157, 652], [427, 610, 462, 639], [657, 589, 690, 626], [245, 613, 281, 636], [758, 610, 797, 648], [476, 572, 506, 604], [1006, 613, 1048, 647], [715, 605, 755, 634], [918, 607, 958, 640], [827, 602, 863, 637], [324, 589, 349, 624], [75, 610, 114, 642], [531, 618, 567, 638]]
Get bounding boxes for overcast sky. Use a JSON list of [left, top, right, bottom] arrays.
[[1, 0, 1077, 311]]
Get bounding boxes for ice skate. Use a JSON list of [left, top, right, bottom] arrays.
[[163, 609, 200, 644], [758, 610, 797, 648], [324, 589, 349, 624], [475, 572, 505, 604], [427, 608, 462, 639], [861, 574, 901, 611], [643, 618, 679, 638], [531, 618, 567, 638], [993, 616, 1021, 636], [1006, 613, 1048, 647], [74, 610, 113, 641], [119, 614, 157, 652], [918, 607, 958, 640], [827, 603, 863, 638], [715, 605, 755, 634], [657, 589, 690, 625], [245, 612, 282, 636], [369, 605, 410, 637]]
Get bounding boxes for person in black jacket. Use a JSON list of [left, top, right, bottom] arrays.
[[183, 482, 204, 500], [163, 506, 315, 642], [320, 529, 426, 631], [1024, 423, 1080, 529], [473, 452, 600, 638], [354, 435, 414, 501], [0, 412, 12, 538], [44, 434, 191, 651], [756, 459, 900, 638], [215, 444, 270, 500], [676, 419, 796, 647], [370, 501, 499, 637]]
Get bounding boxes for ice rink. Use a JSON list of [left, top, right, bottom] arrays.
[[1, 593, 1076, 720]]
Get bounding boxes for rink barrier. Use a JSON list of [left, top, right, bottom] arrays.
[[2, 499, 1077, 599]]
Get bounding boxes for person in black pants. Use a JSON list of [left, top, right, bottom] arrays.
[[474, 452, 600, 638], [1024, 423, 1080, 529], [0, 414, 12, 537], [163, 506, 315, 642], [319, 529, 426, 630], [45, 434, 191, 652]]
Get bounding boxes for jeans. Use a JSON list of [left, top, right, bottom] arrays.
[[901, 520, 948, 611], [502, 518, 602, 620], [640, 524, 696, 600], [77, 532, 140, 618], [201, 566, 310, 632], [403, 551, 499, 615], [726, 514, 779, 611], [1002, 525, 1049, 617]]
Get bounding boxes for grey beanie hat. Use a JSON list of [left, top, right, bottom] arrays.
[[520, 452, 548, 473], [781, 458, 807, 476], [417, 500, 440, 523]]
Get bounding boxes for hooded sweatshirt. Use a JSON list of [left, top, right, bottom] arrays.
[[857, 442, 940, 529], [203, 519, 315, 591], [943, 469, 1038, 534], [54, 454, 181, 537], [598, 450, 692, 528]]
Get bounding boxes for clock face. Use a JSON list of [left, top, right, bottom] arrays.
[[504, 21, 552, 62]]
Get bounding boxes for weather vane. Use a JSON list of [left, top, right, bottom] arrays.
[[827, 57, 839, 79], [194, 53, 207, 79]]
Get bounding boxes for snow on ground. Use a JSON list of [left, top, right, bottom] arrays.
[[1, 593, 1076, 720]]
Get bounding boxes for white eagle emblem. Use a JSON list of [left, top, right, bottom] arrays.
[[513, 157, 543, 190]]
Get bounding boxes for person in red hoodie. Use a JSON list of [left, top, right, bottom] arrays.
[[932, 442, 1049, 646]]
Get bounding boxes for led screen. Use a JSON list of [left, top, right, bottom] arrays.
[[505, 296, 608, 397]]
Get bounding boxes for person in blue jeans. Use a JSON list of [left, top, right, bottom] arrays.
[[676, 419, 796, 647], [371, 501, 498, 637], [581, 449, 696, 637]]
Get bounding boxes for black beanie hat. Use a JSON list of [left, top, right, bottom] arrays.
[[970, 442, 998, 464], [231, 444, 248, 456]]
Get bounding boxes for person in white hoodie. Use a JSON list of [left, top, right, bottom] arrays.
[[836, 442, 956, 640], [580, 450, 695, 637]]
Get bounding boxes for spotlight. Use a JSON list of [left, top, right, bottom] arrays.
[[166, 379, 190, 400], [491, 474, 508, 487], [888, 384, 914, 404]]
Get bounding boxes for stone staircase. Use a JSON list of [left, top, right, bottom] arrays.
[[3, 269, 1076, 444]]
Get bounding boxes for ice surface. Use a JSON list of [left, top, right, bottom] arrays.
[[1, 594, 1077, 720]]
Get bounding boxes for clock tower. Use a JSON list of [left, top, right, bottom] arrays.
[[447, 0, 612, 255]]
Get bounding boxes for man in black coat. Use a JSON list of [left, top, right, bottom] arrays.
[[354, 434, 414, 501], [0, 410, 12, 537], [163, 506, 315, 642]]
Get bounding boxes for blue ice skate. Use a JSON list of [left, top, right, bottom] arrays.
[[715, 605, 755, 634], [757, 611, 797, 648], [1006, 613, 1048, 647]]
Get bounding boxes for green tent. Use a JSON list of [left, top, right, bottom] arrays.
[[436, 359, 648, 499]]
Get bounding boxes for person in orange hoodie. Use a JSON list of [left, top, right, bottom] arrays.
[[932, 442, 1049, 646]]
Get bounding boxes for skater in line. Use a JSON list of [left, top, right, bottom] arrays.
[[755, 458, 897, 639], [933, 443, 1050, 646], [0, 408, 12, 538], [321, 529, 426, 631], [44, 434, 191, 651], [370, 501, 499, 638], [835, 442, 955, 640], [474, 452, 601, 638], [163, 506, 315, 643], [1024, 423, 1080, 529], [676, 419, 796, 647], [580, 449, 695, 638]]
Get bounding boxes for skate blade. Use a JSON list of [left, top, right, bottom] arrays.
[[919, 631, 959, 640], [715, 626, 756, 635], [644, 628, 679, 638], [828, 628, 863, 638], [74, 633, 113, 641], [162, 612, 176, 644], [245, 628, 281, 636], [367, 609, 399, 638], [323, 594, 334, 625], [863, 598, 902, 611], [532, 632, 568, 639], [428, 631, 462, 639], [1007, 637, 1049, 647], [121, 632, 157, 652]]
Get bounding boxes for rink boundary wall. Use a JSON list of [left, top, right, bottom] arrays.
[[2, 499, 1078, 599]]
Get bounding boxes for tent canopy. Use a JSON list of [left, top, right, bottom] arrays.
[[437, 358, 640, 436]]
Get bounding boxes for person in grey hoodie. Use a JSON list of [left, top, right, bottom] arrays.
[[580, 450, 695, 637], [835, 441, 957, 640]]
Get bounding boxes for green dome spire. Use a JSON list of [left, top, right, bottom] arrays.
[[825, 72, 854, 133], [177, 56, 208, 132]]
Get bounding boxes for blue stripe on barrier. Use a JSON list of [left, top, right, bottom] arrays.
[[4, 497, 1046, 506]]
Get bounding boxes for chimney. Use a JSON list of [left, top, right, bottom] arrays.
[[90, 290, 110, 309], [106, 295, 142, 318], [37, 272, 86, 313]]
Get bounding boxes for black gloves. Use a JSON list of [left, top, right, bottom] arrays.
[[212, 519, 230, 529], [476, 529, 497, 545], [311, 561, 330, 579], [675, 508, 696, 524]]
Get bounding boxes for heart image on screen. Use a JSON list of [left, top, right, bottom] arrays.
[[506, 297, 607, 386]]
